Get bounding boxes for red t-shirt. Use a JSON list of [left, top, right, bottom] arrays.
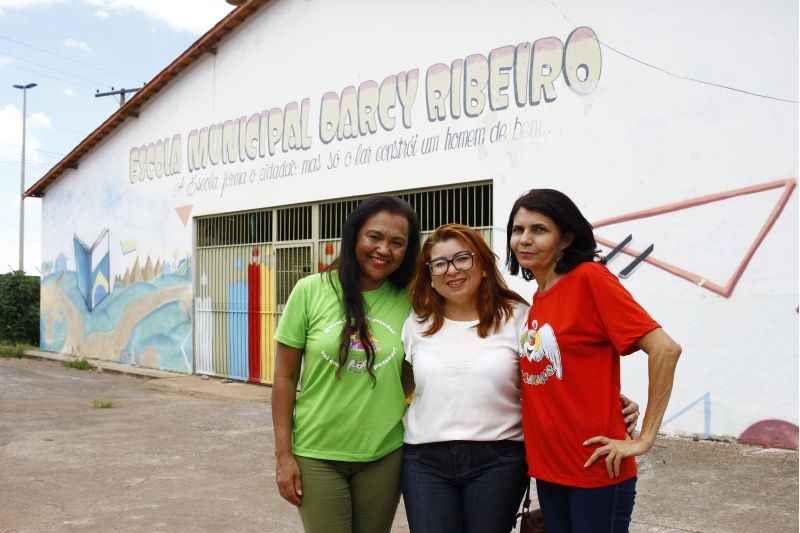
[[519, 262, 659, 488]]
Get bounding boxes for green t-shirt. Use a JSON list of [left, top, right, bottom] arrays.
[[274, 272, 412, 462]]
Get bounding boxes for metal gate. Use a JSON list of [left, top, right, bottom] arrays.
[[275, 245, 313, 315], [194, 211, 277, 383], [194, 181, 492, 384], [319, 182, 493, 270]]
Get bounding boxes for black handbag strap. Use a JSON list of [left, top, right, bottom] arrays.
[[521, 477, 532, 512], [514, 477, 533, 528]]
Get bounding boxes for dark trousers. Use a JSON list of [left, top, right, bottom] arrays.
[[401, 440, 528, 533], [535, 476, 637, 533]]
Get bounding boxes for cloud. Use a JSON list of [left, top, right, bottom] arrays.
[[63, 38, 91, 52], [82, 0, 234, 35], [63, 87, 74, 96], [0, 235, 43, 276], [0, 0, 65, 8], [0, 0, 231, 34], [0, 55, 15, 67], [0, 104, 44, 167], [0, 105, 24, 160], [30, 112, 53, 129]]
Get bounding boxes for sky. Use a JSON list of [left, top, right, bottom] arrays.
[[0, 0, 234, 275]]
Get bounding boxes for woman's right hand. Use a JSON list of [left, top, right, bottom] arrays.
[[276, 453, 303, 506]]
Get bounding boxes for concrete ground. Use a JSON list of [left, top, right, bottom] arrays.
[[1, 356, 797, 533]]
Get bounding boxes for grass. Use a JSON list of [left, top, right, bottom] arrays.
[[64, 358, 92, 370], [0, 343, 30, 358], [90, 399, 113, 409]]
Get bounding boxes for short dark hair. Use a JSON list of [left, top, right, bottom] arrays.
[[329, 195, 420, 380], [505, 189, 599, 280]]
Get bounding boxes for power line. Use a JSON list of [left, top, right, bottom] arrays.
[[31, 147, 67, 156], [0, 151, 63, 164], [96, 86, 142, 107], [4, 53, 112, 87], [0, 144, 68, 157], [542, 0, 798, 104], [0, 34, 128, 79], [5, 62, 98, 89], [600, 43, 798, 104], [0, 160, 53, 166], [0, 153, 62, 163], [0, 144, 60, 154]]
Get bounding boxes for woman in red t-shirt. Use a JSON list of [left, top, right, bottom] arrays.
[[506, 189, 682, 533]]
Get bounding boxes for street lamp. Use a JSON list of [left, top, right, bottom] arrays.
[[12, 82, 37, 274]]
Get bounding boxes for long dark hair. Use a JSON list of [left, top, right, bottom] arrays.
[[328, 195, 420, 380], [505, 189, 599, 280]]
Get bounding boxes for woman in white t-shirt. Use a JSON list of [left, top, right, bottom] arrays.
[[401, 224, 530, 533], [401, 224, 639, 533]]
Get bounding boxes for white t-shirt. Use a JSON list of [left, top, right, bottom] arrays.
[[402, 302, 530, 444]]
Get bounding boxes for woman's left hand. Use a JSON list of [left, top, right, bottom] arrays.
[[620, 394, 640, 435], [582, 435, 651, 478]]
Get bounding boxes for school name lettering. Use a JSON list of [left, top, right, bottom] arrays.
[[128, 27, 601, 184]]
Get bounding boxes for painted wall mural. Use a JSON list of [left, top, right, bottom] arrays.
[[73, 229, 111, 312], [40, 221, 193, 373], [194, 244, 276, 383], [593, 178, 797, 297]]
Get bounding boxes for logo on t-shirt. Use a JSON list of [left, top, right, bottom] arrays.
[[319, 317, 399, 375], [519, 321, 563, 386], [346, 358, 369, 373], [348, 332, 380, 354]]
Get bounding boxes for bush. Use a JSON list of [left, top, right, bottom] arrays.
[[64, 358, 92, 370], [0, 271, 40, 345], [0, 343, 27, 358]]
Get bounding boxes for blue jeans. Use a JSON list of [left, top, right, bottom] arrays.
[[536, 476, 637, 533], [401, 441, 528, 533]]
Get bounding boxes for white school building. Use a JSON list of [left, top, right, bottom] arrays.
[[26, 0, 798, 444]]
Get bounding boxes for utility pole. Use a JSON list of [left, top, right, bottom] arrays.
[[95, 86, 141, 107], [12, 82, 37, 274]]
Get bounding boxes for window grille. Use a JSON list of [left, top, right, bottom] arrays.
[[317, 181, 492, 270], [277, 205, 312, 242], [317, 181, 492, 240], [276, 246, 312, 306], [397, 182, 492, 232], [319, 199, 362, 239], [197, 210, 272, 248]]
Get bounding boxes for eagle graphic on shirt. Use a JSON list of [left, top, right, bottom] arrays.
[[519, 322, 563, 385]]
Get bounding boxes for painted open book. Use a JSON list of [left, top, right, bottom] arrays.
[[73, 228, 110, 312]]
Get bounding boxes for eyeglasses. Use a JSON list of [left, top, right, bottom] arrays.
[[427, 252, 476, 276]]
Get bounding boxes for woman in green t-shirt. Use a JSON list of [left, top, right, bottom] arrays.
[[271, 196, 421, 533]]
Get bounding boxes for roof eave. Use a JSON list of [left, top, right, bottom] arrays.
[[24, 0, 271, 199]]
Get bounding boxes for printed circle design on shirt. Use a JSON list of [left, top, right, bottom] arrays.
[[519, 322, 563, 386], [348, 332, 380, 353], [319, 317, 399, 374]]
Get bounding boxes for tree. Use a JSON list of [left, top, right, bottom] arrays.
[[0, 272, 40, 344]]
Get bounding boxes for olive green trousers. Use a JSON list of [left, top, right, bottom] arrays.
[[295, 447, 403, 533]]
